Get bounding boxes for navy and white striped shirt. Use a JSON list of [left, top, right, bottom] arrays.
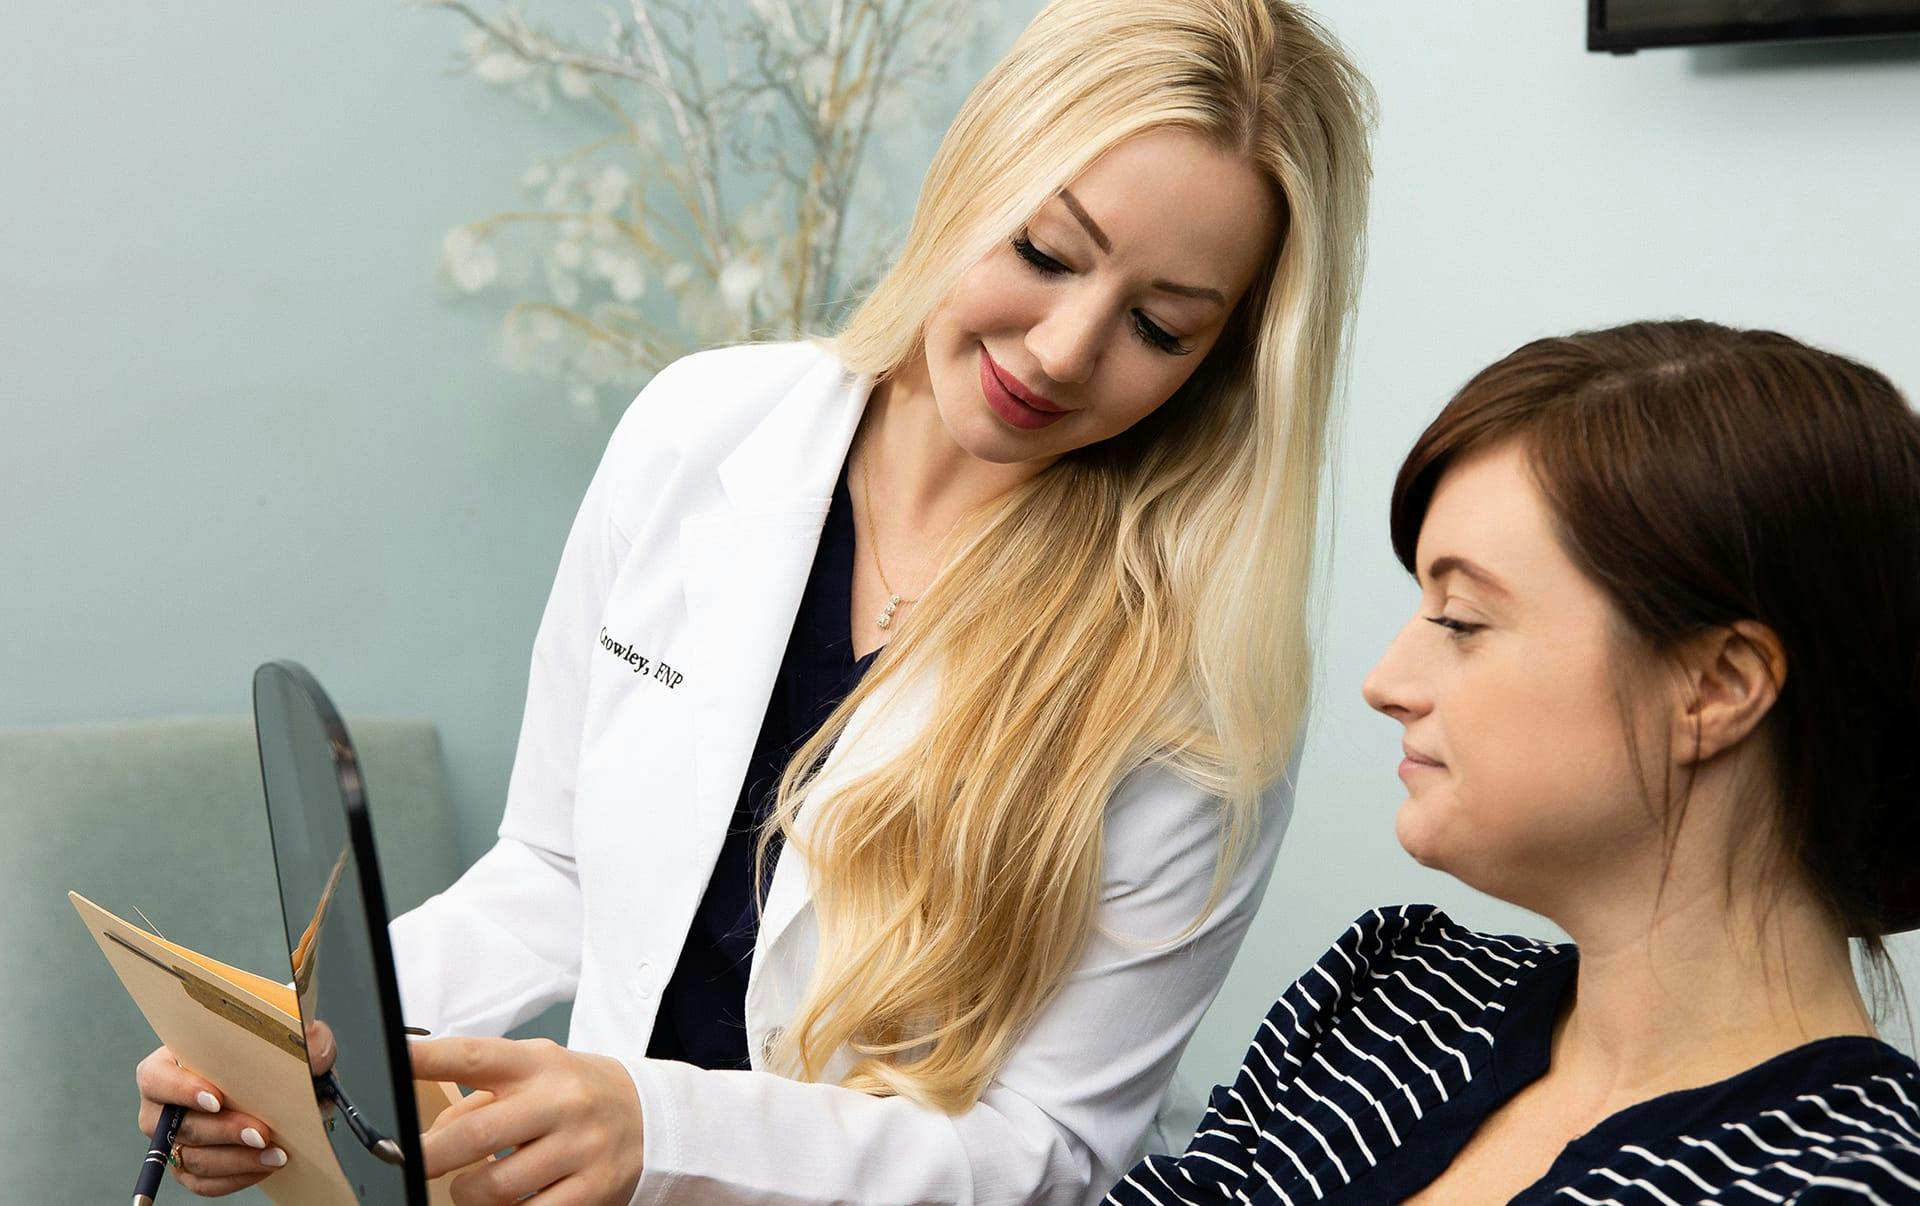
[[1109, 905, 1920, 1204]]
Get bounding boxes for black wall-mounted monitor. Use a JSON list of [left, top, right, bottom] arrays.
[[1590, 0, 1920, 52]]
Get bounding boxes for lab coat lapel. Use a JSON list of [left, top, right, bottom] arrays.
[[749, 659, 940, 997], [676, 353, 873, 905]]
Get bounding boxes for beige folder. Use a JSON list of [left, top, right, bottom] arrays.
[[72, 891, 467, 1205]]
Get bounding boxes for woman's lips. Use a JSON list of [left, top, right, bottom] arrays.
[[979, 348, 1068, 430], [1398, 745, 1446, 781]]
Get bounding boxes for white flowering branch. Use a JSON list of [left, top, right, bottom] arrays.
[[423, 0, 974, 418]]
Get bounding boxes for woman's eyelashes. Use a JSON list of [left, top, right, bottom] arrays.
[[1424, 614, 1486, 642], [1134, 312, 1189, 355], [1011, 232, 1070, 276], [1009, 234, 1192, 356]]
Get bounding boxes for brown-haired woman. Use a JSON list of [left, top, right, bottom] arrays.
[[1108, 320, 1920, 1204]]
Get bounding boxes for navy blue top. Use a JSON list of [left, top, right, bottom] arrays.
[[1108, 905, 1920, 1205], [646, 457, 879, 1070]]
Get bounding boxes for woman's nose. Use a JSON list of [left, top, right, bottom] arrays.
[[1362, 621, 1427, 722], [1025, 293, 1106, 385]]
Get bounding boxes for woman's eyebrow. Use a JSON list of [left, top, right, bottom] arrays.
[[1423, 554, 1513, 598], [1152, 279, 1226, 306], [1057, 189, 1112, 252], [1056, 189, 1228, 307]]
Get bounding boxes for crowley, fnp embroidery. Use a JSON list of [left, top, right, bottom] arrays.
[[597, 628, 684, 689]]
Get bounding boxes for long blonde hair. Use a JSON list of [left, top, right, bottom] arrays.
[[763, 0, 1373, 1111]]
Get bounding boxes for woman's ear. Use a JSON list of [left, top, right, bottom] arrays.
[[1673, 620, 1788, 765]]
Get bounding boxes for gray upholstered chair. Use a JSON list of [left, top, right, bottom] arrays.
[[0, 715, 459, 1205]]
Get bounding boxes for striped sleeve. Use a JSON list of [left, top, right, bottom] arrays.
[[1104, 907, 1459, 1205], [1783, 1145, 1920, 1203], [1106, 993, 1311, 1204]]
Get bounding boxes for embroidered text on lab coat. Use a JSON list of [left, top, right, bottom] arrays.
[[598, 627, 685, 689]]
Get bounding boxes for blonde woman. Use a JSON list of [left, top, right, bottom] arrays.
[[134, 1, 1374, 1202]]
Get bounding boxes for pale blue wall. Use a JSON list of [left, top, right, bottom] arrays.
[[7, 0, 1917, 1150], [3, 2, 622, 864]]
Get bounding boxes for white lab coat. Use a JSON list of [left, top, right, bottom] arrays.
[[388, 340, 1297, 1206]]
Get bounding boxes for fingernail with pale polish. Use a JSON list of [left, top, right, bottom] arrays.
[[261, 1147, 288, 1168], [240, 1128, 266, 1149], [196, 1091, 221, 1113]]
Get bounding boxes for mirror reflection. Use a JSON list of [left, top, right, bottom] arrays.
[[254, 662, 421, 1203]]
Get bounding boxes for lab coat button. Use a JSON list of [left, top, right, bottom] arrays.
[[635, 960, 655, 998], [759, 1026, 784, 1065]]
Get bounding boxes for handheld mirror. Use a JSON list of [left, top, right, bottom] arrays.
[[253, 660, 427, 1205]]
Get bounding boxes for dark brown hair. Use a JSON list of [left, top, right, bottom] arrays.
[[1389, 319, 1920, 948]]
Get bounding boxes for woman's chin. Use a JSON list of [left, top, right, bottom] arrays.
[[1393, 797, 1450, 870], [1394, 801, 1531, 904], [933, 395, 1040, 466]]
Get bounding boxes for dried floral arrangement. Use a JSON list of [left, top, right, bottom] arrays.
[[429, 0, 979, 418]]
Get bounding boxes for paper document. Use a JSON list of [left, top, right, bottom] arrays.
[[72, 891, 466, 1205]]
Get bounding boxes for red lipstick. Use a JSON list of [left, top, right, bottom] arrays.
[[979, 347, 1068, 430]]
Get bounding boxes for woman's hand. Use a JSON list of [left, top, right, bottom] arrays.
[[412, 1036, 645, 1206], [134, 1046, 288, 1195], [132, 1021, 338, 1196]]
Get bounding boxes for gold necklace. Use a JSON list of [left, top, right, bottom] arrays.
[[859, 453, 918, 630]]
